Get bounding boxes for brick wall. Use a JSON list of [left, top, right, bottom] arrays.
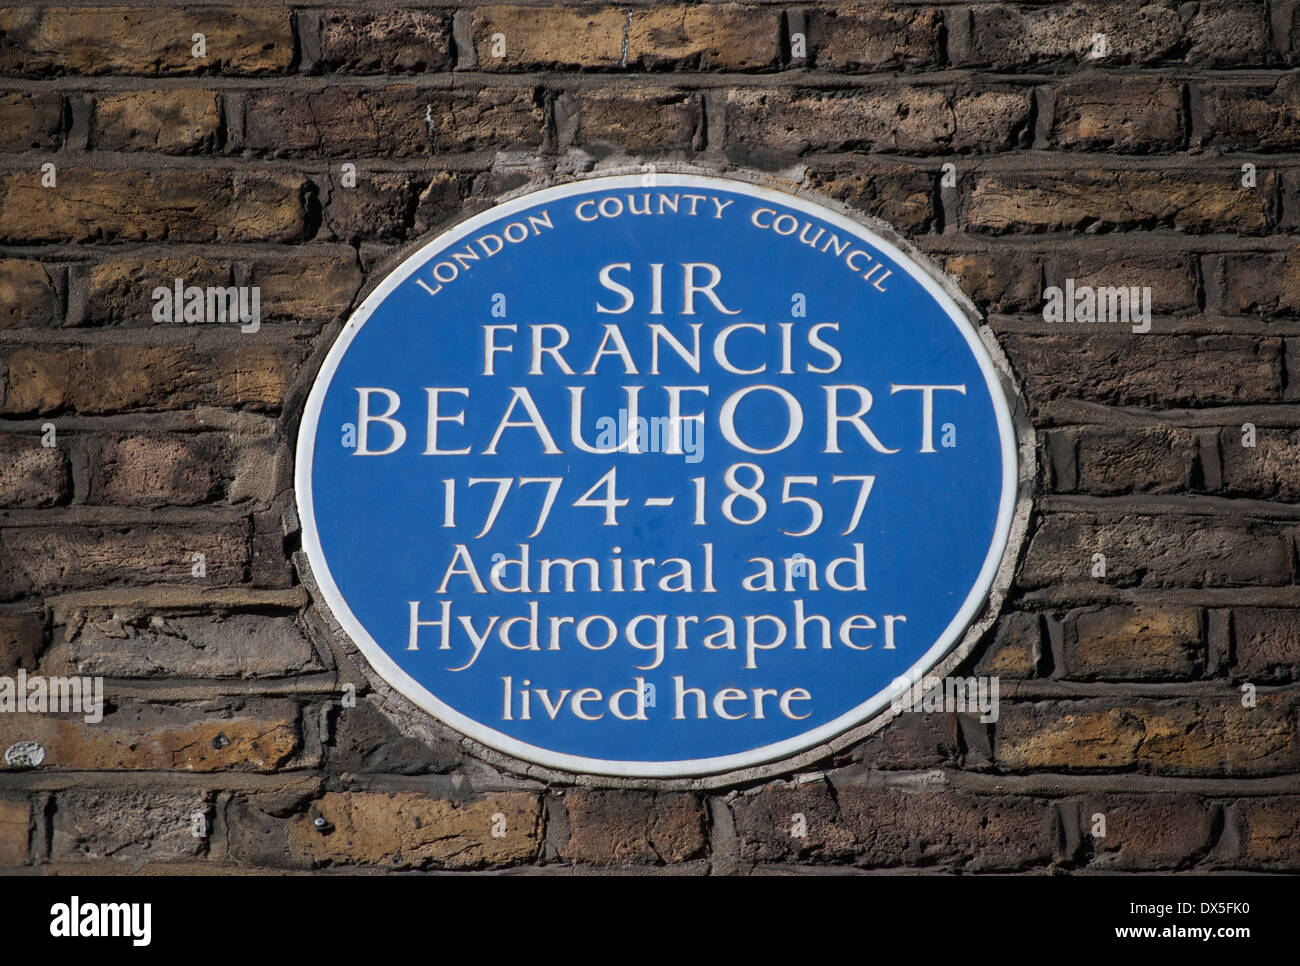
[[0, 1, 1297, 874]]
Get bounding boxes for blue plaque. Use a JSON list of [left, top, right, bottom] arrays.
[[296, 173, 1019, 777]]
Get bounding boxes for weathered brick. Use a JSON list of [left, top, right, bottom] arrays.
[[995, 695, 1299, 774], [1231, 608, 1300, 681], [963, 2, 1271, 69], [64, 610, 319, 679], [1199, 78, 1300, 152], [731, 782, 1055, 870], [1, 343, 307, 415], [975, 611, 1041, 678], [726, 87, 949, 155], [318, 10, 453, 73], [0, 612, 44, 674], [89, 433, 228, 505], [626, 5, 782, 71], [0, 433, 70, 507], [0, 170, 310, 244], [287, 791, 540, 868], [244, 87, 542, 156], [90, 90, 220, 153], [332, 702, 462, 774], [1068, 425, 1198, 494], [471, 5, 625, 69], [0, 798, 28, 865], [248, 249, 363, 324], [1002, 335, 1283, 410], [1220, 427, 1300, 501], [567, 88, 702, 152], [1067, 604, 1204, 680], [1082, 796, 1217, 869], [0, 91, 61, 150], [0, 523, 249, 598], [1042, 251, 1200, 315], [953, 89, 1036, 152], [0, 6, 293, 75], [1020, 511, 1291, 589], [940, 251, 1042, 314], [86, 254, 233, 325], [563, 790, 707, 865], [1052, 76, 1184, 152], [805, 161, 936, 234], [323, 171, 463, 244], [0, 259, 60, 327], [1221, 252, 1300, 317], [1239, 799, 1300, 869], [725, 87, 1030, 157], [0, 699, 300, 771], [848, 710, 960, 768], [808, 4, 943, 70], [52, 790, 208, 863], [965, 170, 1275, 235]]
